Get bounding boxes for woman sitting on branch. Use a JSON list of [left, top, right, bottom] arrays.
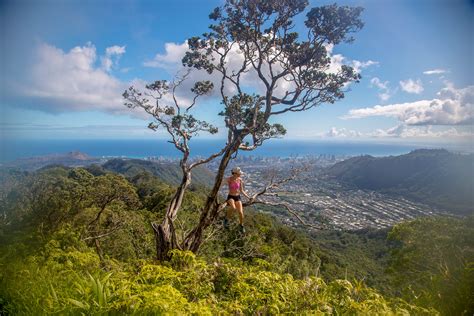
[[223, 167, 250, 233]]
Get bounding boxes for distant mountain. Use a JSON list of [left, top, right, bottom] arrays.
[[324, 149, 474, 215], [101, 158, 215, 188], [1, 151, 100, 170], [1, 152, 215, 189]]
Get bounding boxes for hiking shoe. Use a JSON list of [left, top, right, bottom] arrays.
[[239, 224, 246, 234], [223, 218, 229, 229]]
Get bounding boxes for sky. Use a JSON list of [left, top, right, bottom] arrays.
[[1, 0, 473, 149]]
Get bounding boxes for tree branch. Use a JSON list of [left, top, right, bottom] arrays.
[[82, 223, 123, 241], [189, 144, 230, 169]]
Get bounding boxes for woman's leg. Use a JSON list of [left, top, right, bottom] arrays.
[[235, 201, 244, 225], [226, 199, 236, 219]]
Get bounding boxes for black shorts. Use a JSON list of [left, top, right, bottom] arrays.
[[227, 194, 241, 202]]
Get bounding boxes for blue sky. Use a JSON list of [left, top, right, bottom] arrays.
[[1, 0, 473, 148]]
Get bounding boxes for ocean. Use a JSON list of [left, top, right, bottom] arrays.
[[0, 138, 468, 163]]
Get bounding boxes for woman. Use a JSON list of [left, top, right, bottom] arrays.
[[223, 167, 250, 233]]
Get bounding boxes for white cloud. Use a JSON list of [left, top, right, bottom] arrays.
[[325, 127, 362, 138], [106, 45, 126, 55], [399, 78, 424, 94], [318, 124, 473, 140], [325, 44, 377, 75], [101, 45, 126, 72], [11, 39, 377, 119], [9, 41, 235, 118], [143, 42, 188, 69], [369, 77, 395, 101], [143, 41, 378, 102], [14, 42, 136, 115], [351, 60, 378, 73], [0, 122, 162, 139], [345, 84, 474, 126], [327, 54, 378, 75], [370, 77, 388, 90], [423, 69, 448, 75], [143, 41, 242, 102], [370, 124, 472, 139], [378, 92, 392, 102]]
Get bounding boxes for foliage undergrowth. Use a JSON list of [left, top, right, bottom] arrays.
[[0, 229, 434, 315], [1, 166, 470, 314]]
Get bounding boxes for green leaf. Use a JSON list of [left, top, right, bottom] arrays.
[[67, 298, 90, 310]]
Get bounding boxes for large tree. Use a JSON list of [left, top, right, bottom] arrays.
[[124, 0, 363, 260]]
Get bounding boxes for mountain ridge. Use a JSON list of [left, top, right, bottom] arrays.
[[1, 151, 98, 170], [1, 152, 215, 189], [324, 149, 474, 215]]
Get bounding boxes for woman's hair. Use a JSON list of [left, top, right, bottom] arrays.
[[231, 167, 243, 175]]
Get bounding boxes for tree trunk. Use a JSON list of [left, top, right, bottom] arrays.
[[152, 219, 177, 261], [183, 138, 242, 252], [94, 238, 105, 262], [154, 169, 191, 261]]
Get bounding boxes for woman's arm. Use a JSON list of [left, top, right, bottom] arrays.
[[240, 180, 251, 199]]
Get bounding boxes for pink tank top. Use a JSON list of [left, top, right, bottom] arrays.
[[229, 179, 240, 191]]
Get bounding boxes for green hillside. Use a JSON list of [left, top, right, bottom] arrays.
[[100, 158, 215, 189], [325, 149, 474, 215], [1, 166, 472, 314]]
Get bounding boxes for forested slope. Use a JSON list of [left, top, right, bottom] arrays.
[[101, 158, 215, 189], [0, 166, 472, 314]]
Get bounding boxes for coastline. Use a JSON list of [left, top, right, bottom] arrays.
[[1, 138, 471, 163]]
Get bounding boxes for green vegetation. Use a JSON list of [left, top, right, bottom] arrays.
[[387, 216, 474, 315], [0, 236, 431, 315], [99, 158, 215, 190], [1, 166, 471, 314]]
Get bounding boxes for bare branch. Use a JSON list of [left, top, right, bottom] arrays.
[[243, 166, 305, 204], [189, 144, 230, 169], [82, 223, 123, 241], [171, 69, 191, 114], [254, 200, 305, 224], [234, 164, 323, 229], [238, 144, 257, 151]]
